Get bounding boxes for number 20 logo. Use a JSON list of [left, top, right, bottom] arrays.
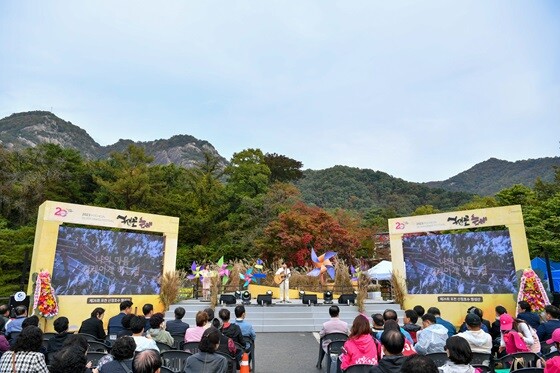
[[54, 207, 68, 217], [395, 221, 405, 230]]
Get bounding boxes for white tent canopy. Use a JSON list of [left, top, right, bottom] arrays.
[[367, 260, 393, 280]]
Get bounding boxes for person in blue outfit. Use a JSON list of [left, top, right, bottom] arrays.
[[517, 300, 541, 330], [233, 305, 256, 350], [427, 307, 456, 338]]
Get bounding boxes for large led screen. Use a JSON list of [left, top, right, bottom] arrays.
[[403, 230, 516, 294], [52, 226, 165, 295]]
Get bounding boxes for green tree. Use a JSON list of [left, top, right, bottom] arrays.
[[225, 148, 271, 198], [264, 153, 304, 183], [92, 145, 154, 210], [0, 222, 34, 296]]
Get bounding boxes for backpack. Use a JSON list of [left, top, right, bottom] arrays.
[[503, 330, 530, 354]]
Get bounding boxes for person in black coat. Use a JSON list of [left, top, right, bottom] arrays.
[[165, 307, 190, 335], [79, 307, 107, 340], [48, 316, 72, 355]]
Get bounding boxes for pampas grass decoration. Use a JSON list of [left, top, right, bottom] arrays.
[[390, 271, 405, 308], [334, 259, 353, 294], [159, 270, 186, 311], [356, 272, 370, 313]]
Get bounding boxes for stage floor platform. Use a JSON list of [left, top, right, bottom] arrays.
[[164, 298, 404, 333]]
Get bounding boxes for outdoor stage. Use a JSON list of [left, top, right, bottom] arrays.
[[165, 298, 403, 333]]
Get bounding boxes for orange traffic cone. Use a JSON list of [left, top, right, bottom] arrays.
[[240, 352, 250, 373]]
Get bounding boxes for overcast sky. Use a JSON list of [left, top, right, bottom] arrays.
[[1, 1, 558, 182]]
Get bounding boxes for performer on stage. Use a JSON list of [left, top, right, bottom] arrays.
[[275, 262, 291, 303]]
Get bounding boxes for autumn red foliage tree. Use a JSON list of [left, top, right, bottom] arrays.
[[261, 201, 360, 266]]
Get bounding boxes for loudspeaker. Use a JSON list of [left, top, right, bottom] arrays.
[[302, 294, 317, 305], [257, 294, 272, 306], [338, 293, 356, 305], [219, 294, 237, 305]]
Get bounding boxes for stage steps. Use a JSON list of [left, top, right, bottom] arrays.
[[164, 299, 405, 333]]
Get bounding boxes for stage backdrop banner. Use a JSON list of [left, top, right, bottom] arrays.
[[389, 205, 530, 327], [28, 201, 179, 332]]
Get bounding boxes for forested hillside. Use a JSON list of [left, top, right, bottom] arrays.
[[425, 157, 560, 196], [297, 166, 474, 214], [0, 112, 559, 297]]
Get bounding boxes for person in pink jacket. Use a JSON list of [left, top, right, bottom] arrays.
[[340, 314, 380, 370]]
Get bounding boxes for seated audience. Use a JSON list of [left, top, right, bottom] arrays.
[[458, 307, 490, 333], [384, 320, 416, 356], [319, 305, 349, 352], [219, 308, 245, 348], [402, 309, 421, 343], [0, 334, 8, 357], [427, 307, 456, 338], [413, 306, 425, 328], [491, 306, 507, 341], [130, 316, 159, 352], [456, 313, 492, 354], [371, 329, 407, 373], [79, 307, 107, 340], [545, 329, 560, 373], [538, 305, 560, 342], [517, 300, 542, 330], [0, 325, 49, 372], [382, 309, 413, 343], [438, 336, 477, 373], [147, 312, 174, 347], [185, 327, 228, 373], [4, 305, 27, 339], [414, 313, 448, 355], [500, 317, 540, 354], [47, 316, 72, 355], [401, 354, 439, 373], [49, 345, 88, 373], [184, 310, 208, 343], [108, 300, 133, 336], [165, 307, 189, 335], [117, 314, 135, 338], [99, 336, 136, 373], [204, 308, 220, 330], [142, 304, 154, 332], [340, 314, 380, 371], [372, 313, 385, 338], [500, 313, 530, 354], [132, 349, 162, 373], [233, 305, 256, 350], [0, 304, 9, 334]]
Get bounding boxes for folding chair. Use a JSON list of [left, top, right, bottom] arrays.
[[182, 341, 200, 354], [317, 333, 348, 369], [156, 341, 173, 352], [327, 339, 346, 373], [498, 352, 542, 371], [215, 351, 237, 373], [161, 350, 192, 372], [170, 333, 185, 350], [344, 364, 375, 373], [471, 352, 492, 367], [425, 352, 449, 367]]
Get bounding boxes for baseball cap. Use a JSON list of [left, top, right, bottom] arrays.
[[500, 313, 514, 331], [465, 313, 481, 327], [546, 328, 560, 345]]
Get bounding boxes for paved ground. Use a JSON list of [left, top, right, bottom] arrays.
[[254, 332, 325, 373]]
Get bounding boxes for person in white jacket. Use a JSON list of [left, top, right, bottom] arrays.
[[415, 313, 449, 355], [456, 314, 492, 356]]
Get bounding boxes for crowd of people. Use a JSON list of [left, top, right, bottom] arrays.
[[317, 301, 560, 372], [0, 300, 257, 373], [5, 297, 560, 372]]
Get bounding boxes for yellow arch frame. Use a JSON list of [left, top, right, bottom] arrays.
[[389, 205, 530, 327], [28, 201, 179, 332]]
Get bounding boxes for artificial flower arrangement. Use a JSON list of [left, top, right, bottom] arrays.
[[518, 268, 549, 313], [33, 270, 59, 318]]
